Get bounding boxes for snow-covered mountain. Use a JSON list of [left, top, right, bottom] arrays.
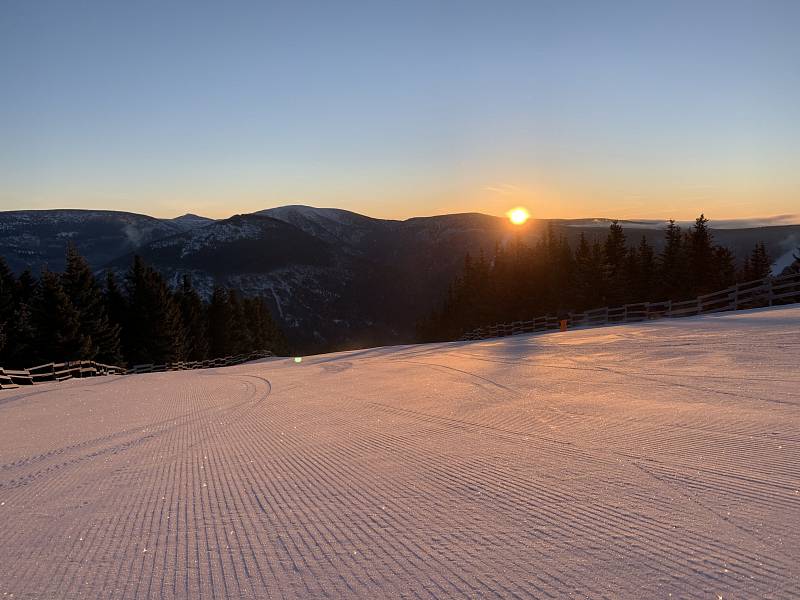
[[160, 213, 216, 232], [106, 213, 388, 350], [0, 209, 185, 273], [2, 205, 799, 351]]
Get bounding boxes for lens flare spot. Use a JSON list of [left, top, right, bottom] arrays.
[[507, 207, 530, 225]]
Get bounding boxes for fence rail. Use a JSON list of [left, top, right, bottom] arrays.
[[125, 350, 274, 375], [460, 271, 800, 342], [0, 349, 275, 391]]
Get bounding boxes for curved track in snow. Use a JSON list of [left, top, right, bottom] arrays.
[[1, 307, 799, 598]]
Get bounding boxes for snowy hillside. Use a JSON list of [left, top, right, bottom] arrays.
[[160, 213, 215, 232], [257, 204, 389, 247], [0, 209, 183, 272], [1, 306, 798, 598], [2, 205, 800, 351]]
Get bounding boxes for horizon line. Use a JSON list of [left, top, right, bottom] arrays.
[[2, 204, 800, 228]]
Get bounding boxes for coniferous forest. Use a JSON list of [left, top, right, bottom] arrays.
[[418, 215, 776, 342], [0, 214, 790, 364], [0, 245, 288, 369]]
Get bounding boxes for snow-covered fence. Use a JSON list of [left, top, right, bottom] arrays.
[[126, 350, 274, 375], [0, 350, 275, 390], [460, 271, 800, 341], [0, 360, 125, 390]]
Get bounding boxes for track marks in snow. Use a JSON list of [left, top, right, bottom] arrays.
[[1, 306, 799, 598]]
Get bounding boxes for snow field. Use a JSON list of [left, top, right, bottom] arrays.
[[0, 306, 798, 598]]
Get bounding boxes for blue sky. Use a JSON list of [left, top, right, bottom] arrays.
[[1, 0, 798, 220]]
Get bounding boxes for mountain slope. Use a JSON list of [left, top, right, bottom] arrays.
[[2, 206, 800, 351], [0, 209, 184, 273], [108, 213, 403, 350], [161, 213, 216, 232]]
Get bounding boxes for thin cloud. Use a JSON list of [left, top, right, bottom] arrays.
[[484, 184, 522, 195]]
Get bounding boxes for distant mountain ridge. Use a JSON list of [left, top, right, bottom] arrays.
[[2, 205, 799, 351], [161, 213, 216, 232], [0, 209, 186, 273]]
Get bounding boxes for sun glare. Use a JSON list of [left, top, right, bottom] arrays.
[[507, 207, 530, 225]]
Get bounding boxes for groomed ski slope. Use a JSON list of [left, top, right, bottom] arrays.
[[1, 306, 798, 599]]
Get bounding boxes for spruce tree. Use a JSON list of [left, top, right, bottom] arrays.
[[574, 233, 596, 310], [124, 256, 183, 365], [0, 258, 16, 363], [242, 297, 268, 351], [31, 270, 91, 364], [6, 270, 38, 367], [16, 269, 37, 303], [687, 214, 715, 295], [622, 247, 640, 304], [658, 220, 685, 299], [743, 242, 771, 280], [174, 275, 209, 361], [227, 289, 251, 355], [244, 297, 288, 355], [207, 285, 231, 358], [590, 238, 607, 306], [636, 236, 656, 301], [423, 212, 757, 342], [711, 246, 737, 291], [103, 271, 128, 339], [61, 244, 121, 363], [604, 220, 628, 305]]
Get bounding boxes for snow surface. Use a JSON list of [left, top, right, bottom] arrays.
[[1, 307, 798, 598], [150, 218, 270, 256]]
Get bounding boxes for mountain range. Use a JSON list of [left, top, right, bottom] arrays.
[[1, 206, 798, 352]]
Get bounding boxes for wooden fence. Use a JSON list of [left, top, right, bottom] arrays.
[[0, 349, 274, 391], [0, 360, 125, 390], [125, 350, 274, 375], [460, 271, 800, 342]]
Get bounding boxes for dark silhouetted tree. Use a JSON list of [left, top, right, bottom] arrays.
[[658, 220, 685, 299], [686, 214, 715, 295], [242, 296, 288, 354], [103, 271, 128, 337], [604, 220, 628, 304], [0, 258, 16, 361], [124, 256, 183, 365], [226, 289, 250, 355], [711, 246, 737, 291], [174, 275, 209, 361], [207, 285, 231, 358], [31, 270, 91, 363], [6, 270, 38, 367], [62, 244, 121, 363], [421, 213, 750, 342], [636, 236, 656, 301], [741, 242, 771, 281], [573, 233, 596, 310]]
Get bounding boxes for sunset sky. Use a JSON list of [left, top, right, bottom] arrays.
[[1, 1, 798, 221]]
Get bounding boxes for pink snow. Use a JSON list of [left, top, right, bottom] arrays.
[[0, 306, 798, 598]]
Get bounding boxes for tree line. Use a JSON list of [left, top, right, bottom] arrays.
[[418, 215, 776, 342], [0, 245, 288, 369]]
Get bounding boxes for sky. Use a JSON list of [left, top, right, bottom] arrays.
[[1, 0, 798, 221]]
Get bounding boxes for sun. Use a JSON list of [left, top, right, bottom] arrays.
[[507, 207, 530, 225]]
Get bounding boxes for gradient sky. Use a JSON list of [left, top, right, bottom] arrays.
[[1, 0, 798, 221]]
